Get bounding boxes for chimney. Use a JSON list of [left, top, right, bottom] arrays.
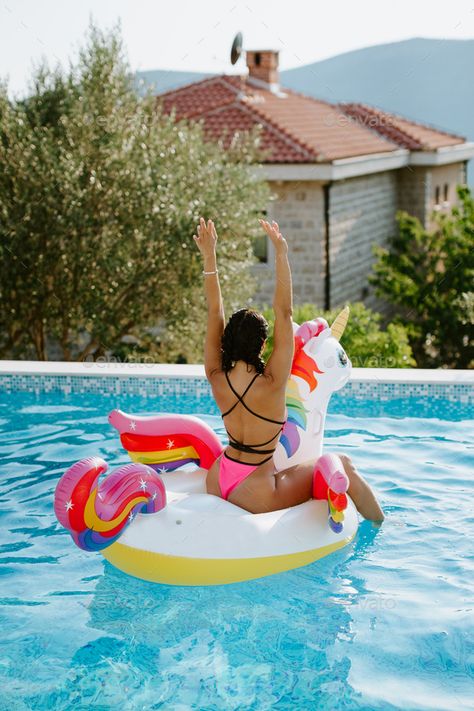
[[246, 49, 279, 90]]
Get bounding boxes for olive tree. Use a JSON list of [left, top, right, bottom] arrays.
[[0, 22, 270, 362]]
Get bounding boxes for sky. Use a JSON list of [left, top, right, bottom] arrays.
[[1, 0, 473, 98]]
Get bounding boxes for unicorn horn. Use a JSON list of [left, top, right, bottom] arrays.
[[330, 306, 350, 341]]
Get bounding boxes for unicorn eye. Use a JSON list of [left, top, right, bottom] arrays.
[[337, 349, 348, 367]]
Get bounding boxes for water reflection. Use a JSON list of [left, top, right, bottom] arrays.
[[50, 529, 383, 709]]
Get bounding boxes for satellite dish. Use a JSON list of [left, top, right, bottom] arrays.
[[230, 32, 243, 65]]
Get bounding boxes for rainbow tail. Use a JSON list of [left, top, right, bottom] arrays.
[[108, 410, 224, 472], [312, 454, 349, 533], [54, 457, 166, 551]]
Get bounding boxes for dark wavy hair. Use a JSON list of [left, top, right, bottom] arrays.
[[221, 308, 269, 373]]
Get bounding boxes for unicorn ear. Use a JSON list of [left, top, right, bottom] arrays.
[[330, 306, 350, 341]]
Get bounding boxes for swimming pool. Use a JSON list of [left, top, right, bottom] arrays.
[[0, 375, 472, 710]]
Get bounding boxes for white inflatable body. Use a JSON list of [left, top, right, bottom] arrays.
[[102, 467, 358, 586]]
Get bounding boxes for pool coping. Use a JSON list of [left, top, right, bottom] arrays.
[[0, 360, 472, 384]]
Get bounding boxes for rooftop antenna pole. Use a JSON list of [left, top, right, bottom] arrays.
[[230, 32, 245, 90]]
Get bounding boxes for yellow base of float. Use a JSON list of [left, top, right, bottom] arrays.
[[101, 467, 358, 586], [102, 535, 356, 586]]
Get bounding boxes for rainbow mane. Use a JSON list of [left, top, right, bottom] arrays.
[[291, 349, 324, 392], [280, 333, 326, 459], [280, 379, 307, 458]]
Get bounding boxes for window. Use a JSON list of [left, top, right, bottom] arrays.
[[253, 210, 268, 263], [253, 234, 268, 263], [443, 183, 449, 201], [435, 185, 440, 205]]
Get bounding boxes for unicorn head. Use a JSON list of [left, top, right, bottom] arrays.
[[274, 306, 352, 470]]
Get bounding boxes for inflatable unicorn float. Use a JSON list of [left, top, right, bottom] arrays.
[[54, 307, 357, 585]]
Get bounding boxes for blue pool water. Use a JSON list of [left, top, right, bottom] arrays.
[[0, 389, 472, 710]]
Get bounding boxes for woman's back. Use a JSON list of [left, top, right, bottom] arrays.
[[211, 362, 287, 463]]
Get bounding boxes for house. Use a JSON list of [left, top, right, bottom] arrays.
[[158, 50, 474, 311]]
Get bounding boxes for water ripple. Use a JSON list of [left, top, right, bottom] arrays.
[[0, 389, 472, 710]]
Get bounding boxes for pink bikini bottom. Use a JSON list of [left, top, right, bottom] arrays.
[[218, 452, 263, 500], [218, 451, 350, 509]]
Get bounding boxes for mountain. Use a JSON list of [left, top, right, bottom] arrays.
[[134, 69, 211, 95], [136, 38, 474, 183]]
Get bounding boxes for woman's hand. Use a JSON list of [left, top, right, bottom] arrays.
[[193, 217, 217, 258], [259, 219, 288, 255]]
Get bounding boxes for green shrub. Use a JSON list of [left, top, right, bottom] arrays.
[[261, 302, 416, 368], [369, 185, 473, 369]]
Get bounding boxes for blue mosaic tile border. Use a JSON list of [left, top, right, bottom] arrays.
[[0, 374, 211, 399], [342, 379, 473, 405], [0, 373, 472, 405]]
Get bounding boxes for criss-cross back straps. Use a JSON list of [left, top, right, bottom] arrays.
[[225, 426, 283, 455], [221, 371, 260, 418], [222, 371, 286, 426]]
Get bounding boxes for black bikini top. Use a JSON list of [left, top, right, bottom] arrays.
[[221, 371, 286, 458]]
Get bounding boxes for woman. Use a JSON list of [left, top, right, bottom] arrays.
[[193, 217, 384, 522]]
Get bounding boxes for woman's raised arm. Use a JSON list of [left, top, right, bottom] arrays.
[[193, 217, 225, 378], [259, 219, 294, 385]]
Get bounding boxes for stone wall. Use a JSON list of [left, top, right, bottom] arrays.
[[252, 161, 466, 315], [427, 162, 466, 229], [252, 181, 326, 307], [328, 171, 398, 313], [397, 165, 431, 225], [396, 161, 466, 230]]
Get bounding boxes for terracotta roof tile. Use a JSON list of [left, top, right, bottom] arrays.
[[201, 104, 313, 163], [338, 103, 465, 151], [157, 75, 465, 163], [159, 76, 238, 120], [247, 89, 395, 161]]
